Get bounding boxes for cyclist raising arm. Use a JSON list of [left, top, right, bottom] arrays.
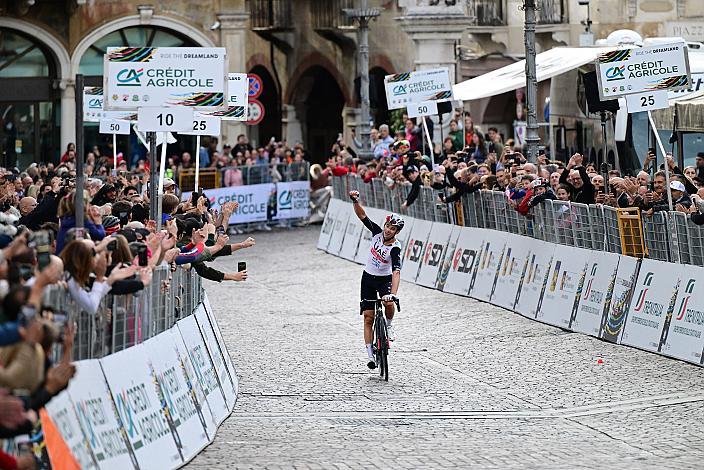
[[349, 190, 403, 370]]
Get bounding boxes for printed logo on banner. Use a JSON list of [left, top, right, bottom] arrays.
[[675, 279, 696, 321], [632, 272, 655, 312], [407, 239, 423, 263], [453, 248, 477, 274], [117, 68, 143, 86], [606, 66, 625, 81], [392, 85, 407, 96]]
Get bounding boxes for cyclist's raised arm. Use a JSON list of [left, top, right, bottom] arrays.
[[349, 190, 366, 220]]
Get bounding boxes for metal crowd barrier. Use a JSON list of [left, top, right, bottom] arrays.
[[45, 265, 203, 361], [332, 174, 704, 267]]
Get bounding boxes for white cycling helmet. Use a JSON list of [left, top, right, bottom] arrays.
[[385, 214, 405, 232]]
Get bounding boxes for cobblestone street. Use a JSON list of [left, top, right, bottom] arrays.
[[188, 226, 704, 469]]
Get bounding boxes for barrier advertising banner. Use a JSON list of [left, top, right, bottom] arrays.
[[99, 343, 183, 469], [182, 184, 274, 224], [469, 238, 506, 302], [571, 251, 621, 337], [142, 335, 212, 461], [596, 42, 691, 99], [395, 216, 415, 263], [599, 255, 640, 343], [104, 47, 228, 109], [43, 390, 98, 469], [176, 315, 230, 425], [535, 245, 591, 329], [201, 292, 239, 398], [661, 264, 704, 364], [490, 234, 533, 311], [416, 222, 455, 288], [435, 226, 462, 292], [513, 239, 556, 318], [317, 198, 340, 251], [384, 68, 454, 110], [401, 219, 433, 282], [443, 227, 485, 296], [194, 305, 237, 410], [339, 212, 364, 262], [169, 327, 217, 440], [326, 202, 352, 256], [52, 360, 132, 469], [354, 208, 385, 265], [621, 258, 683, 352], [275, 181, 310, 219]]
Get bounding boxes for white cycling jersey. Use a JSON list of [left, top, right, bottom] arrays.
[[361, 217, 402, 276]]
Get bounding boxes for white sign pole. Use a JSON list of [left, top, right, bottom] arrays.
[[157, 131, 168, 230], [421, 117, 434, 168], [647, 110, 673, 211], [113, 133, 118, 175], [195, 135, 201, 193]]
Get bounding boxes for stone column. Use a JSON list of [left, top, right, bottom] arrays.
[[396, 3, 472, 80], [282, 104, 303, 145], [60, 78, 76, 153], [218, 12, 249, 146]]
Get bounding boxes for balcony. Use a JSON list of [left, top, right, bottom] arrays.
[[311, 0, 358, 54], [536, 0, 565, 25], [467, 0, 506, 27], [312, 0, 356, 31], [249, 0, 293, 31]]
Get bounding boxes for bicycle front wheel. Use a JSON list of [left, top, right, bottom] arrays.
[[376, 318, 389, 382]]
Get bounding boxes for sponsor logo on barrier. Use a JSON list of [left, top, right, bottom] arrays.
[[633, 271, 655, 313], [425, 244, 444, 267], [407, 240, 424, 263], [675, 279, 703, 323], [452, 248, 476, 274]]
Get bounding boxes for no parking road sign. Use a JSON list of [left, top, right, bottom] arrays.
[[248, 74, 263, 99]]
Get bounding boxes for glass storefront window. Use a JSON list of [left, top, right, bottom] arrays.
[[0, 30, 51, 77], [78, 27, 192, 76]]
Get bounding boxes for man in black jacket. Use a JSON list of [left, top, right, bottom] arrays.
[[558, 153, 595, 204], [400, 166, 421, 210]]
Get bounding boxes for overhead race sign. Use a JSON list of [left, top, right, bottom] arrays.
[[384, 67, 454, 110], [596, 42, 691, 100], [625, 90, 669, 113], [99, 119, 131, 135], [202, 73, 247, 121], [407, 100, 438, 118], [180, 114, 222, 136], [104, 47, 228, 109], [83, 87, 135, 122], [138, 107, 194, 132]]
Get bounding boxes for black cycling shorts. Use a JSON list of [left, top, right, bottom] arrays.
[[360, 271, 392, 313]]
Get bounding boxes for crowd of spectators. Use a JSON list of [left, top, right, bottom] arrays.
[[0, 155, 259, 467], [325, 109, 704, 226]]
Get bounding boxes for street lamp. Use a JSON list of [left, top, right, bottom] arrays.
[[344, 0, 381, 162], [579, 0, 594, 46]]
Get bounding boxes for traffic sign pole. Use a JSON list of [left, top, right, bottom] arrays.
[[113, 133, 117, 175], [195, 135, 200, 193]]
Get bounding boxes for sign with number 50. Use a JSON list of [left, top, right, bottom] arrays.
[[99, 119, 131, 135], [407, 100, 438, 118]]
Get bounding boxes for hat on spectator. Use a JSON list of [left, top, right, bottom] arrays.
[[530, 178, 544, 188], [406, 165, 419, 174], [163, 178, 176, 188], [670, 181, 686, 192]]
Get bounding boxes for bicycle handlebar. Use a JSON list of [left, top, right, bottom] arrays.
[[362, 297, 401, 312]]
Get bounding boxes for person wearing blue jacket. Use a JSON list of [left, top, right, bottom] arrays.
[[55, 191, 105, 254]]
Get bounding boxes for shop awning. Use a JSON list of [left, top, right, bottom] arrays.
[[651, 89, 704, 133], [453, 46, 615, 101]]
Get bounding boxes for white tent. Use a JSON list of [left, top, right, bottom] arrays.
[[452, 46, 616, 101]]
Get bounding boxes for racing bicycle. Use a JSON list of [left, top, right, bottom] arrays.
[[364, 296, 400, 382]]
